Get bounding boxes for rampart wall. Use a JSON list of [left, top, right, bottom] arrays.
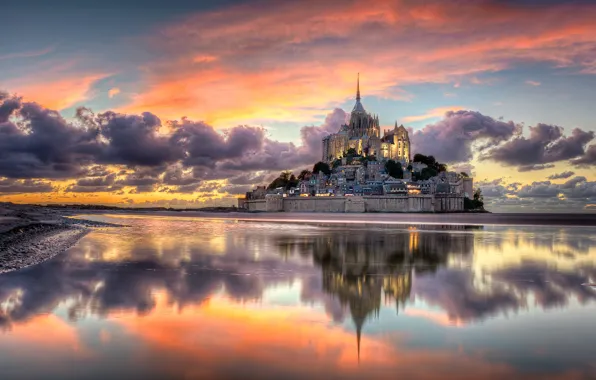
[[246, 194, 464, 213]]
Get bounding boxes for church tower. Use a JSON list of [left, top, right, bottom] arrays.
[[347, 74, 380, 138]]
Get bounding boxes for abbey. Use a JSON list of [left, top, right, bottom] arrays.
[[322, 75, 411, 164]]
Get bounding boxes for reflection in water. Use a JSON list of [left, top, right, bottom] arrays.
[[0, 215, 596, 379], [276, 226, 476, 359]]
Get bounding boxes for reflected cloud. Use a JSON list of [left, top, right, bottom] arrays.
[[1, 216, 596, 378]]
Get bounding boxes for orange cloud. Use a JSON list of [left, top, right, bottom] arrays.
[[117, 0, 596, 126], [0, 314, 90, 359], [525, 80, 541, 86], [9, 73, 109, 110], [111, 292, 586, 379], [108, 87, 121, 98], [402, 106, 465, 123]]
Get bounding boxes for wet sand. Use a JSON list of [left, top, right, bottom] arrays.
[[0, 203, 121, 274]]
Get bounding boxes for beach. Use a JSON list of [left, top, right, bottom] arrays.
[[0, 203, 121, 273]]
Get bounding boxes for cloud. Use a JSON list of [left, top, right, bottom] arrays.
[[7, 72, 110, 111], [450, 162, 475, 176], [219, 108, 346, 172], [481, 124, 594, 168], [525, 80, 541, 86], [514, 176, 596, 200], [517, 164, 555, 172], [410, 110, 517, 163], [170, 120, 265, 167], [517, 181, 562, 198], [116, 0, 596, 124], [571, 144, 596, 166], [402, 106, 465, 123], [0, 178, 54, 194], [108, 88, 121, 98], [0, 46, 54, 61], [0, 96, 102, 179], [548, 171, 575, 180], [94, 110, 184, 167]]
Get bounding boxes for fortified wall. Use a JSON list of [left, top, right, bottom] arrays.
[[245, 194, 463, 213]]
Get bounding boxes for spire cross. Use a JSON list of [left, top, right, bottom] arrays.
[[356, 73, 361, 101]]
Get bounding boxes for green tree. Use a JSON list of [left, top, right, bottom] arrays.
[[312, 161, 331, 175], [385, 160, 404, 179], [419, 167, 438, 181], [298, 169, 312, 180], [413, 153, 447, 173], [465, 188, 485, 211], [267, 171, 297, 190]]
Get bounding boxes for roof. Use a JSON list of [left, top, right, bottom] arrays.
[[352, 99, 366, 113]]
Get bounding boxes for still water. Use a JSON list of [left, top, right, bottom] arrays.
[[1, 214, 596, 379]]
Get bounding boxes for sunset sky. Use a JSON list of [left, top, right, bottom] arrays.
[[1, 0, 595, 211]]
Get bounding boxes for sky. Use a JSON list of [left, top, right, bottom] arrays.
[[1, 0, 595, 212]]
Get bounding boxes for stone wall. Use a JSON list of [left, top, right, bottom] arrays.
[[283, 197, 345, 212], [363, 196, 433, 212], [434, 194, 464, 212], [245, 194, 464, 213], [245, 199, 266, 211]]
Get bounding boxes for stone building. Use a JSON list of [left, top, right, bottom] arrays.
[[322, 74, 411, 164]]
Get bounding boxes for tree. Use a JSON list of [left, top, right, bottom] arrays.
[[346, 148, 358, 157], [407, 164, 413, 172], [312, 161, 331, 175], [280, 170, 292, 181], [298, 169, 312, 180], [413, 153, 447, 174], [473, 188, 484, 203], [413, 153, 426, 163], [419, 167, 438, 181], [464, 188, 485, 211], [267, 171, 298, 190], [385, 160, 404, 179]]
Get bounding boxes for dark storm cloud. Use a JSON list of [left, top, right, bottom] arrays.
[[410, 110, 517, 163], [0, 92, 21, 123], [414, 269, 520, 321], [166, 183, 203, 194], [95, 111, 184, 167], [571, 144, 596, 166], [162, 165, 197, 186], [220, 108, 346, 172], [1, 94, 344, 194], [0, 96, 102, 179], [0, 178, 54, 194], [548, 171, 575, 180], [517, 164, 555, 172], [492, 261, 596, 308], [218, 184, 253, 195], [513, 176, 596, 200], [76, 173, 116, 187], [481, 124, 594, 167], [517, 181, 561, 198], [170, 119, 265, 167], [227, 173, 267, 185]]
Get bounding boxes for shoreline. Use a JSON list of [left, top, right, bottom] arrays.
[[80, 209, 596, 227], [2, 202, 596, 275], [0, 203, 123, 274]]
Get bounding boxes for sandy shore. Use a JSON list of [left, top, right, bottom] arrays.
[[0, 203, 122, 274]]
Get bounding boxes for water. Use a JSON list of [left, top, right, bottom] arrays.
[[1, 214, 596, 379]]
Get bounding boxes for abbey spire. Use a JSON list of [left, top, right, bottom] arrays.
[[356, 72, 361, 101], [322, 75, 410, 163]]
